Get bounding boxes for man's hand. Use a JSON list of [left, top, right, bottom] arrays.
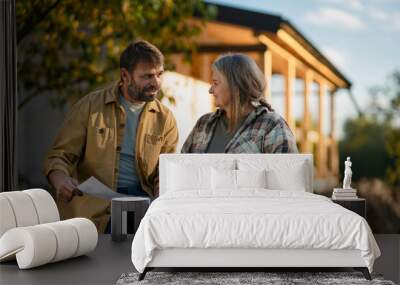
[[48, 170, 82, 202]]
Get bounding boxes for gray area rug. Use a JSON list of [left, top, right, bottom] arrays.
[[116, 271, 396, 285]]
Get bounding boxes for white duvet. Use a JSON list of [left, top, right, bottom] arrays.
[[131, 190, 380, 273]]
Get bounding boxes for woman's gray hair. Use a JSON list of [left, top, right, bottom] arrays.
[[212, 53, 273, 132]]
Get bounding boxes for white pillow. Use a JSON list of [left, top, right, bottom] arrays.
[[237, 169, 267, 189], [167, 163, 212, 191], [238, 159, 309, 192], [212, 168, 237, 190], [211, 169, 268, 190], [266, 164, 307, 191]]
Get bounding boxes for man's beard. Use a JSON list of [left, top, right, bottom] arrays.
[[127, 82, 158, 102]]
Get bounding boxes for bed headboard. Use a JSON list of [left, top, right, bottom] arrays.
[[159, 154, 313, 195]]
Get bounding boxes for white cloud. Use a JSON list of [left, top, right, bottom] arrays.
[[315, 0, 400, 31], [348, 0, 364, 10], [367, 9, 400, 31], [393, 12, 400, 30], [304, 7, 366, 30], [321, 46, 348, 69], [318, 0, 364, 11], [368, 8, 388, 21]]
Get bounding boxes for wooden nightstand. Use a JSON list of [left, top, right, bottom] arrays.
[[331, 198, 366, 218]]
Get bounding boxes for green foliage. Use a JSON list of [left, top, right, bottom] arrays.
[[386, 128, 400, 187], [16, 0, 216, 109], [339, 117, 391, 181], [339, 70, 400, 188], [379, 71, 400, 187]]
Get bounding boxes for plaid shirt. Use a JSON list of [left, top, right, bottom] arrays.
[[181, 106, 298, 153]]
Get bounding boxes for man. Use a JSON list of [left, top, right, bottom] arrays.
[[43, 40, 178, 233]]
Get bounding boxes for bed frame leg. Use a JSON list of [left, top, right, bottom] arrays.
[[354, 267, 371, 280], [138, 268, 148, 281]]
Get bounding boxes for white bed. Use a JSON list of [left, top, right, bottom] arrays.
[[131, 154, 380, 280]]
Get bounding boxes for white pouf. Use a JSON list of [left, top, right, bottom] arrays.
[[0, 189, 98, 269]]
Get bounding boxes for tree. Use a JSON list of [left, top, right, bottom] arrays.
[[339, 70, 400, 188], [339, 117, 392, 181], [16, 0, 215, 109], [375, 71, 400, 187]]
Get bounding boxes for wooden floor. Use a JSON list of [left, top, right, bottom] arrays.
[[0, 234, 398, 284]]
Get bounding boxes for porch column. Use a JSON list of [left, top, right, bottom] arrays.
[[330, 90, 339, 176], [209, 53, 218, 111], [302, 70, 312, 153], [262, 49, 272, 103], [191, 51, 202, 79], [317, 81, 327, 177], [283, 58, 296, 133], [201, 54, 211, 83]]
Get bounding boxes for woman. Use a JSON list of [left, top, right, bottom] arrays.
[[181, 53, 297, 153]]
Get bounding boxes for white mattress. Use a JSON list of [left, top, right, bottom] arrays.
[[131, 190, 380, 273]]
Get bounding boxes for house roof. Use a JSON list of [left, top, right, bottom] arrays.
[[201, 1, 352, 89]]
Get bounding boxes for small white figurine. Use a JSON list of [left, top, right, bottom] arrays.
[[342, 157, 352, 189]]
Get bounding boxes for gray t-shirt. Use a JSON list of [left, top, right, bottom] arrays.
[[206, 115, 236, 153], [117, 95, 144, 189]]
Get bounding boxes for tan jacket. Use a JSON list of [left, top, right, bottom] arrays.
[[43, 81, 178, 233]]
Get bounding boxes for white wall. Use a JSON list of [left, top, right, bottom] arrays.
[[161, 71, 213, 152]]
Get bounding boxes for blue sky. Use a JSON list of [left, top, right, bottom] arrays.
[[208, 0, 400, 138]]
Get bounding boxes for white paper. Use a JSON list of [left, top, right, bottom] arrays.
[[77, 176, 130, 200]]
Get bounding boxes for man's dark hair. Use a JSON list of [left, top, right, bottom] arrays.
[[120, 40, 164, 72]]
